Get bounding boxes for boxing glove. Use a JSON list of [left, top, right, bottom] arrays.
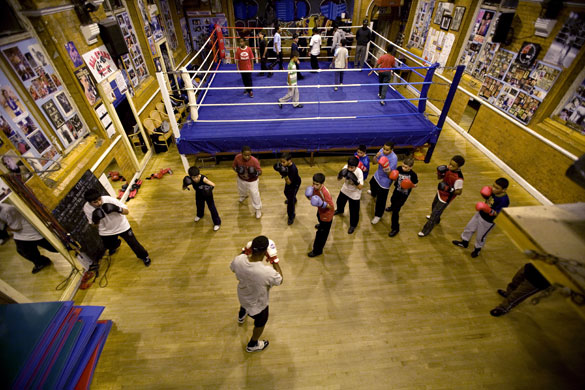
[[475, 201, 494, 215], [305, 185, 314, 199], [311, 195, 327, 208], [436, 165, 448, 179], [266, 239, 279, 264], [400, 178, 415, 189], [92, 208, 106, 224], [183, 176, 194, 190], [248, 166, 257, 176], [346, 171, 359, 186], [337, 168, 348, 180], [102, 203, 122, 214], [480, 186, 492, 199], [273, 162, 282, 172], [235, 165, 246, 174], [438, 181, 453, 192], [201, 184, 214, 197], [378, 156, 389, 170], [357, 161, 366, 172], [389, 170, 399, 181]]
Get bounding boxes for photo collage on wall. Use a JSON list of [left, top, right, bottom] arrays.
[[1, 38, 88, 154], [115, 11, 148, 88], [408, 0, 436, 50], [458, 9, 496, 76], [478, 43, 562, 124], [557, 76, 585, 134], [0, 71, 61, 171], [187, 13, 228, 53], [160, 0, 179, 50]]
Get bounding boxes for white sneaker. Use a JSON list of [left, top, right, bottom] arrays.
[[239, 196, 247, 203], [246, 340, 269, 352], [367, 190, 372, 195], [371, 216, 380, 224], [255, 210, 262, 219], [418, 232, 425, 237], [213, 225, 220, 231], [334, 87, 338, 91], [426, 215, 430, 220], [194, 216, 201, 222]]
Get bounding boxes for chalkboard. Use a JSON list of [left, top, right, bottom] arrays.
[[52, 170, 106, 262]]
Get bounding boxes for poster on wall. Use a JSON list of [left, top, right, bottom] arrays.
[[1, 38, 88, 150], [504, 61, 536, 94], [188, 15, 228, 53], [136, 0, 153, 38], [471, 42, 498, 81], [422, 28, 455, 74], [408, 0, 436, 50], [160, 0, 178, 50], [494, 85, 519, 112], [508, 91, 541, 124], [542, 12, 585, 69], [516, 42, 541, 68], [65, 41, 84, 68], [0, 72, 61, 169], [82, 45, 118, 83], [151, 7, 165, 41], [180, 18, 191, 53], [74, 66, 100, 106]]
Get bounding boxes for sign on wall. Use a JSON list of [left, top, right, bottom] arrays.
[[82, 45, 118, 83]]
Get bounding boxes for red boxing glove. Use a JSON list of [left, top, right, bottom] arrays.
[[480, 186, 492, 199], [475, 202, 493, 214], [388, 170, 399, 181], [357, 161, 366, 172], [378, 156, 389, 170], [400, 178, 415, 189]]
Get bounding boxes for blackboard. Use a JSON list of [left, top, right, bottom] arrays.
[[52, 170, 106, 262]]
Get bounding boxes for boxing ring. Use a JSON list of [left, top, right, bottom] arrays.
[[157, 24, 464, 167]]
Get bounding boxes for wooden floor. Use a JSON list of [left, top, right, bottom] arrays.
[[3, 124, 585, 389]]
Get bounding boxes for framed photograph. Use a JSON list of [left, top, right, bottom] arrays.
[[451, 6, 466, 32], [441, 15, 452, 31], [516, 42, 541, 68], [433, 2, 444, 25]]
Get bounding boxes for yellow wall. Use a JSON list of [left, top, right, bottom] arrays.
[[401, 0, 585, 203]]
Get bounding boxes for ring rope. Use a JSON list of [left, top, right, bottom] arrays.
[[193, 111, 423, 123], [195, 97, 431, 107]]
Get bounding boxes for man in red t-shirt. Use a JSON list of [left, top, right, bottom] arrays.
[[306, 173, 335, 257], [233, 145, 263, 218], [236, 38, 254, 97], [368, 44, 396, 106]]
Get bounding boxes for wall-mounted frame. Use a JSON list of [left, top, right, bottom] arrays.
[[451, 6, 466, 32], [441, 16, 452, 31]]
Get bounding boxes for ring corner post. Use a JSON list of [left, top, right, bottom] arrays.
[[418, 62, 439, 113]]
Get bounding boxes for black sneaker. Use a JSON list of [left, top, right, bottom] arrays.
[[452, 240, 468, 248], [246, 340, 269, 352], [278, 101, 282, 109], [334, 210, 344, 216], [348, 226, 356, 234], [471, 248, 481, 258], [490, 308, 507, 317], [388, 229, 399, 237], [238, 308, 247, 323], [385, 206, 392, 212], [287, 217, 295, 225], [497, 289, 508, 298], [32, 262, 51, 274], [308, 251, 321, 257], [142, 256, 151, 267], [294, 104, 303, 108], [314, 224, 320, 229]]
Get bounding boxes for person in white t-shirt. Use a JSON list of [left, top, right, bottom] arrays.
[[334, 156, 364, 234], [309, 27, 321, 71], [0, 202, 57, 274], [332, 39, 349, 91], [83, 189, 151, 266], [230, 235, 283, 353]]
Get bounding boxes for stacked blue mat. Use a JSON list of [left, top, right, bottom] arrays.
[[0, 301, 112, 389]]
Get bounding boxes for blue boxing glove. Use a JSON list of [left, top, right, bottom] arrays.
[[310, 195, 328, 209], [305, 185, 314, 199], [248, 166, 257, 176], [235, 165, 246, 174]]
